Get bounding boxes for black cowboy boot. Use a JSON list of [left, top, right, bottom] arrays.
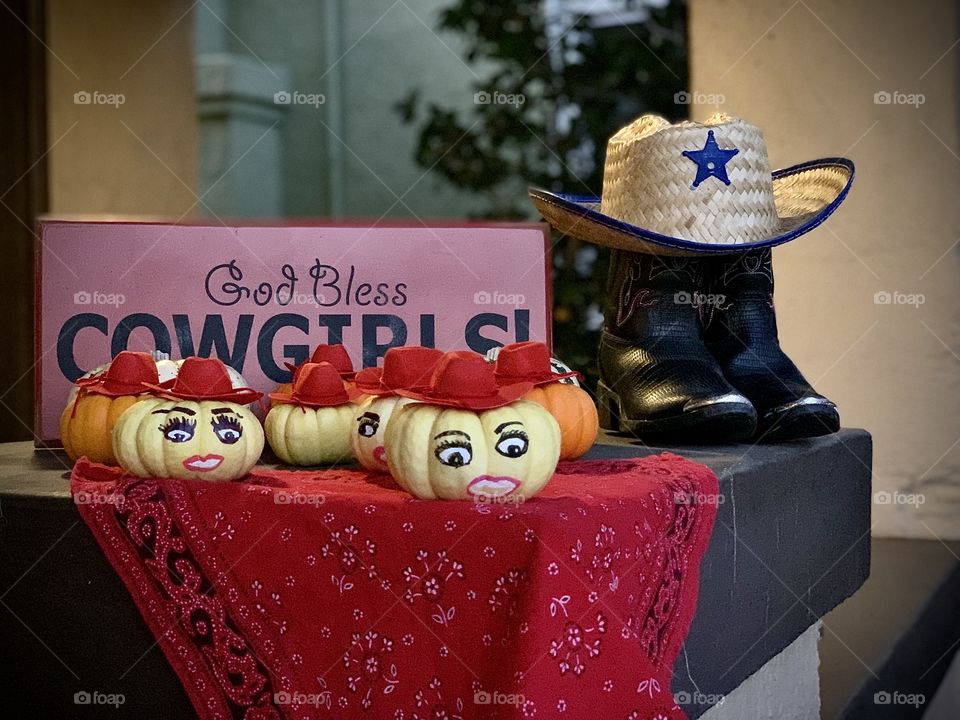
[[702, 249, 840, 441], [597, 250, 757, 442]]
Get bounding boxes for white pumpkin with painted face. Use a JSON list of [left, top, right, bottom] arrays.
[[382, 351, 560, 501], [113, 398, 263, 480], [351, 395, 418, 471], [385, 400, 560, 500], [112, 357, 264, 481], [351, 345, 444, 472]]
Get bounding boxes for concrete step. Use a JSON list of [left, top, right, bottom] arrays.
[[820, 538, 960, 719]]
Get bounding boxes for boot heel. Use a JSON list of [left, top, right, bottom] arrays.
[[596, 380, 622, 432]]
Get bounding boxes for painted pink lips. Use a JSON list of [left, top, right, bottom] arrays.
[[466, 475, 520, 498], [373, 446, 387, 466], [183, 454, 224, 472]]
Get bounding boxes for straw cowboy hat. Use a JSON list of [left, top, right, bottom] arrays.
[[529, 113, 854, 256]]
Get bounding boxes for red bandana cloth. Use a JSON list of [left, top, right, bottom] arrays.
[[71, 453, 718, 720]]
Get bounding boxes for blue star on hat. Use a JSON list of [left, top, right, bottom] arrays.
[[682, 129, 739, 188]]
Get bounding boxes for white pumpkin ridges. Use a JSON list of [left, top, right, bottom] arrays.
[[112, 398, 164, 477], [514, 400, 561, 490], [264, 407, 286, 463], [241, 410, 265, 471], [385, 403, 432, 498], [351, 396, 416, 471], [266, 404, 354, 466], [320, 406, 356, 465]]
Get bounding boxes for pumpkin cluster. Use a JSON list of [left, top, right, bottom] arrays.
[[61, 352, 264, 481], [60, 342, 599, 498], [111, 356, 264, 481]]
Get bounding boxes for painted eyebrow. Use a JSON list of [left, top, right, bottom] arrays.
[[151, 406, 196, 416], [494, 421, 523, 434], [434, 430, 470, 440], [210, 407, 237, 415]]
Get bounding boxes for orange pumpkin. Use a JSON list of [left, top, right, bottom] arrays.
[[60, 394, 146, 464], [522, 382, 598, 460], [59, 351, 164, 465]]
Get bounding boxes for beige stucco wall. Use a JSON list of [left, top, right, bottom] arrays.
[[691, 0, 960, 539], [47, 0, 199, 215]]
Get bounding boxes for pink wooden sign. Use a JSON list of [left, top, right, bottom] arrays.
[[36, 220, 552, 444]]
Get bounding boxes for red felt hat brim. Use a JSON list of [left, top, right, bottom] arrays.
[[494, 369, 582, 387], [394, 380, 534, 410], [283, 361, 357, 381], [76, 380, 154, 397], [353, 367, 386, 393], [75, 370, 160, 397], [354, 368, 436, 397], [141, 381, 263, 405], [353, 368, 409, 396], [268, 384, 361, 408]]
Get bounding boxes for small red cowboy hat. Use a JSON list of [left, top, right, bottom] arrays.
[[284, 344, 356, 381], [144, 357, 262, 404], [269, 362, 361, 408], [75, 351, 160, 397], [354, 346, 444, 396], [397, 351, 533, 410], [494, 341, 581, 387]]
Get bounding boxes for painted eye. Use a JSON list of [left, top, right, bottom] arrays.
[[211, 414, 243, 445], [161, 417, 196, 443], [357, 417, 379, 438], [495, 432, 529, 458], [435, 442, 472, 468], [215, 427, 241, 444]]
